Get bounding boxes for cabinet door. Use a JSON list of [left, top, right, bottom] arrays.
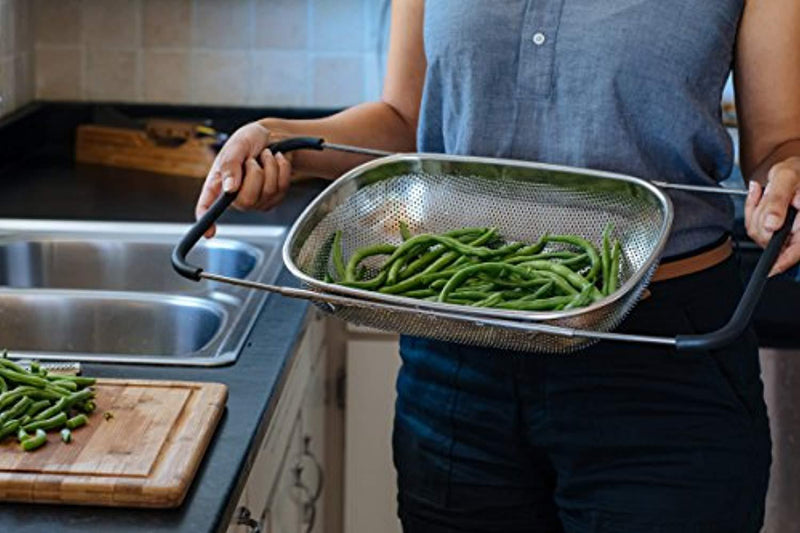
[[344, 336, 402, 533], [265, 418, 303, 533], [297, 343, 328, 533]]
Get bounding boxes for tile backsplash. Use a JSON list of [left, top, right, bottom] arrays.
[[0, 0, 35, 117], [26, 0, 389, 111], [0, 0, 387, 118]]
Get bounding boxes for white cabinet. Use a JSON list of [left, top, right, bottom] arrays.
[[343, 325, 402, 533], [228, 310, 336, 533]]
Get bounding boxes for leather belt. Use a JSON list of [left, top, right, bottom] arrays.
[[651, 237, 733, 283]]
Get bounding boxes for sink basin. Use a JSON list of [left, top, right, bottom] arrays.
[[0, 238, 261, 293], [0, 290, 224, 359], [0, 220, 286, 366]]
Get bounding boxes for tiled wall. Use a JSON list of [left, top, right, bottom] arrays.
[[0, 0, 35, 118], [33, 0, 389, 108]]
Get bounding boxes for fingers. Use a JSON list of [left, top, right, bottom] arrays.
[[744, 180, 761, 240], [195, 169, 223, 238], [259, 150, 279, 198], [747, 163, 800, 246], [233, 158, 264, 210], [275, 152, 292, 196]]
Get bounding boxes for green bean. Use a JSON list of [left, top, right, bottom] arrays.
[[510, 235, 547, 257], [397, 245, 448, 279], [24, 412, 68, 432], [401, 288, 437, 299], [564, 284, 596, 310], [0, 376, 6, 394], [445, 290, 493, 302], [77, 401, 96, 414], [520, 261, 602, 298], [560, 253, 590, 270], [0, 396, 33, 425], [21, 429, 47, 451], [518, 282, 555, 301], [399, 221, 413, 241], [608, 240, 621, 294], [474, 292, 505, 307], [387, 255, 405, 285], [439, 263, 531, 302], [45, 375, 96, 387], [505, 251, 579, 264], [345, 244, 396, 281], [30, 362, 40, 374], [387, 233, 506, 268], [545, 235, 601, 282], [0, 356, 28, 375], [340, 269, 389, 290], [66, 414, 89, 430], [34, 397, 67, 421], [526, 270, 578, 295], [601, 224, 612, 295], [483, 276, 550, 289], [17, 427, 28, 441], [0, 420, 21, 441], [417, 228, 498, 276], [0, 367, 49, 389], [496, 296, 575, 311], [61, 428, 72, 443], [455, 282, 495, 292], [378, 266, 463, 294], [0, 386, 62, 409], [429, 278, 447, 290], [332, 230, 346, 281]]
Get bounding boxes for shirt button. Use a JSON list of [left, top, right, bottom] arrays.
[[532, 32, 546, 46]]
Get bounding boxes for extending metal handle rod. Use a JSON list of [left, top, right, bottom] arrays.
[[200, 272, 678, 347], [652, 181, 749, 197]]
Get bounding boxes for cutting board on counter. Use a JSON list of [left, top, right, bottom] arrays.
[[0, 379, 227, 507]]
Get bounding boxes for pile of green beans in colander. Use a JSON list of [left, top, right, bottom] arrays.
[[327, 222, 622, 312], [0, 352, 97, 452]]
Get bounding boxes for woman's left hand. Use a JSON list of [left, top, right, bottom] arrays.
[[745, 156, 800, 275]]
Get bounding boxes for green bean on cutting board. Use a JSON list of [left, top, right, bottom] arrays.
[[0, 350, 98, 452], [327, 222, 623, 312]]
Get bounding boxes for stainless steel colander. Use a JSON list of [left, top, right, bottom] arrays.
[[173, 137, 795, 353]]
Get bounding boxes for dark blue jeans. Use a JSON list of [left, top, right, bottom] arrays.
[[393, 257, 771, 532]]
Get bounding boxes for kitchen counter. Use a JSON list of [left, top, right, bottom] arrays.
[[0, 103, 329, 532]]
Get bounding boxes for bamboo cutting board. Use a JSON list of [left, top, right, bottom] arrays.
[[0, 379, 227, 507]]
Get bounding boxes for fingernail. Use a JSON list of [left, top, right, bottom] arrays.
[[748, 181, 758, 194], [275, 152, 286, 162], [765, 214, 782, 230], [222, 175, 235, 192]]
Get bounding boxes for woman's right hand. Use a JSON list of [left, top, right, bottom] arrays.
[[195, 121, 293, 238]]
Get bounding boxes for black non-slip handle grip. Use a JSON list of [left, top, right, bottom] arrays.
[[171, 137, 325, 281], [676, 206, 798, 351]]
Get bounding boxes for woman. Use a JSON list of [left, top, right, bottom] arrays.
[[196, 1, 800, 531]]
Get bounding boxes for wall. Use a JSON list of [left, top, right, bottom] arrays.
[[0, 0, 34, 117], [32, 0, 388, 109]]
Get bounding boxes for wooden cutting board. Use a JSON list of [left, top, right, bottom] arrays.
[[0, 378, 227, 507]]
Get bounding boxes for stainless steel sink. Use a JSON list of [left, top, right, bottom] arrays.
[[0, 220, 286, 366], [0, 238, 260, 293]]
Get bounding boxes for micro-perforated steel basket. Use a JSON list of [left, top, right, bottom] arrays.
[[173, 137, 795, 353], [283, 153, 670, 352]]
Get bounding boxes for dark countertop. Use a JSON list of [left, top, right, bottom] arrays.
[[0, 103, 330, 532]]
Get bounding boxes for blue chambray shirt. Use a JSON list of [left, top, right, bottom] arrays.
[[418, 0, 743, 258]]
